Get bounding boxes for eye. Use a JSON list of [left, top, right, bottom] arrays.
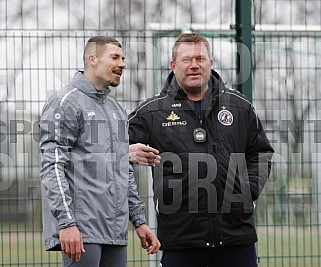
[[181, 57, 191, 63], [198, 57, 207, 62]]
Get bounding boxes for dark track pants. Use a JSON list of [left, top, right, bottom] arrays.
[[160, 244, 258, 267], [62, 244, 127, 267]]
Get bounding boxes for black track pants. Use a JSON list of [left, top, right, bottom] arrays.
[[160, 244, 258, 267]]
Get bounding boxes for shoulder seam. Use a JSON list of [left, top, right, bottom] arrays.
[[224, 91, 252, 106], [59, 87, 78, 107], [128, 94, 168, 122]]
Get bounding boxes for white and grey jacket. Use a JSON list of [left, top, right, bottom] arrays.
[[39, 71, 147, 251]]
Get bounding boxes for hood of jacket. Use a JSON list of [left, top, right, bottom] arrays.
[[71, 71, 111, 100]]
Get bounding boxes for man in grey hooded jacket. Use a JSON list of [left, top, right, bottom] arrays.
[[39, 36, 160, 267]]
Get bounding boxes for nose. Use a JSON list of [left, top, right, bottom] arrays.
[[119, 59, 125, 69], [189, 58, 199, 68]]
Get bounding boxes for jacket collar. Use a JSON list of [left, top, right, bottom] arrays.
[[71, 71, 111, 100]]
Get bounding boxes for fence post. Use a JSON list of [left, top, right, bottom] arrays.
[[235, 0, 252, 102]]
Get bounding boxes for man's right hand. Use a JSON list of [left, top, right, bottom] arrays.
[[129, 143, 161, 166], [59, 226, 85, 261]]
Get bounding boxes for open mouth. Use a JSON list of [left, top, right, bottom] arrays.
[[113, 70, 122, 77]]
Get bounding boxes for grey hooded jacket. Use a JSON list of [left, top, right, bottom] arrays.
[[39, 71, 147, 251]]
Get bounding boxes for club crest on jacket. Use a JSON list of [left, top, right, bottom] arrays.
[[218, 108, 233, 126]]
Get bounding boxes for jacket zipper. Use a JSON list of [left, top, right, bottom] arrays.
[[100, 96, 119, 240], [197, 114, 215, 247]]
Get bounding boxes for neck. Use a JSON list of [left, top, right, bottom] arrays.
[[83, 69, 104, 90], [183, 86, 208, 101]]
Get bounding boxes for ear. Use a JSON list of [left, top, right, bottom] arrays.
[[170, 60, 176, 72], [88, 54, 97, 67]]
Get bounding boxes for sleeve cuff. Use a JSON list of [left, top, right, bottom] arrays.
[[58, 221, 77, 230], [131, 216, 147, 229]]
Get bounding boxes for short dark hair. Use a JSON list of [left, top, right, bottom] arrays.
[[172, 33, 211, 61], [83, 36, 122, 66]]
